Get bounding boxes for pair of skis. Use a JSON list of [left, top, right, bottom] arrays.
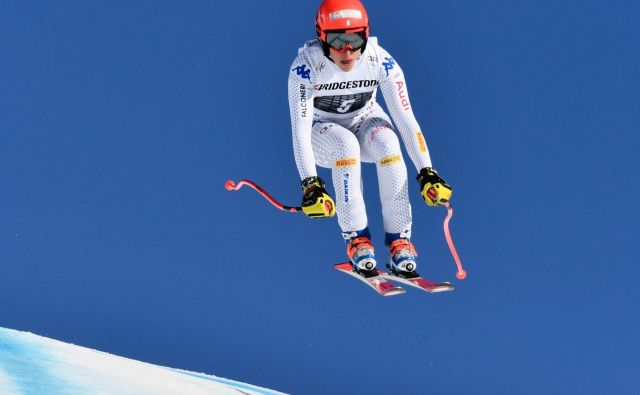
[[226, 179, 467, 295], [333, 262, 454, 296]]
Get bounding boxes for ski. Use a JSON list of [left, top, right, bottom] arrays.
[[382, 265, 454, 293], [333, 262, 406, 296]]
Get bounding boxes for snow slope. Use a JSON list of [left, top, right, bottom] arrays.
[[0, 327, 287, 395]]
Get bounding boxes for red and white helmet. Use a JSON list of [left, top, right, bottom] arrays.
[[316, 0, 370, 54]]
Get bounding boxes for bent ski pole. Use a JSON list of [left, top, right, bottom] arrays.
[[443, 202, 467, 279], [426, 187, 466, 279], [225, 179, 302, 213]]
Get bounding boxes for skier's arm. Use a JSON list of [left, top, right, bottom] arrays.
[[288, 56, 316, 180], [288, 54, 336, 217], [377, 49, 432, 171], [378, 48, 452, 205]]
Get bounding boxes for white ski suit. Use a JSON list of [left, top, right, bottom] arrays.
[[288, 37, 433, 237]]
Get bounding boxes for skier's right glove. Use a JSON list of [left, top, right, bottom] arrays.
[[300, 176, 336, 218], [417, 167, 453, 206]]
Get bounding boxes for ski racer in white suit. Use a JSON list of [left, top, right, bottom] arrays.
[[288, 0, 452, 275]]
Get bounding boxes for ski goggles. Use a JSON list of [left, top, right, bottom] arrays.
[[326, 31, 366, 51]]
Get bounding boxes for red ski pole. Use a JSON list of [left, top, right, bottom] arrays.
[[427, 188, 467, 280], [225, 179, 302, 213], [443, 202, 467, 279]]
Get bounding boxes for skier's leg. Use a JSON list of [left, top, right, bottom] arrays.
[[311, 122, 368, 234], [312, 121, 376, 270], [357, 118, 412, 239], [357, 115, 417, 272]]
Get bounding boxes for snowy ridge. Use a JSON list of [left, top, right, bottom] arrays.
[[0, 327, 287, 395]]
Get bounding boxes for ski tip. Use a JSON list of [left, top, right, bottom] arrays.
[[333, 262, 353, 271], [383, 288, 407, 297], [431, 282, 455, 293], [456, 270, 467, 280]]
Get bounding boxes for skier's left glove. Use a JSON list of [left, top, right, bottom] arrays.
[[417, 167, 452, 206], [300, 176, 336, 218]]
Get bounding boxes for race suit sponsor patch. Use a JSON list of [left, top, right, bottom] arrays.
[[292, 64, 311, 81], [380, 154, 401, 166], [336, 157, 357, 167], [314, 80, 378, 90], [416, 131, 427, 152], [396, 81, 410, 111], [314, 92, 373, 114]]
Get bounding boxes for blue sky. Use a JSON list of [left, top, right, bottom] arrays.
[[2, 1, 639, 394]]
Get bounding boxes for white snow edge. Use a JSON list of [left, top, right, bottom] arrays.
[[0, 327, 288, 395]]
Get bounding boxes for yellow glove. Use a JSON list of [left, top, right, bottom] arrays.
[[301, 176, 336, 218], [417, 167, 452, 206]]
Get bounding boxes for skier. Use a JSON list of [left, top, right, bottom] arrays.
[[288, 0, 452, 276]]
